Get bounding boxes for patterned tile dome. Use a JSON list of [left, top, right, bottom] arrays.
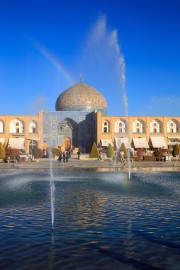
[[55, 82, 107, 114]]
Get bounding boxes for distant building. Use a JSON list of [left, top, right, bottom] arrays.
[[96, 113, 180, 152], [0, 113, 43, 154], [0, 81, 179, 154]]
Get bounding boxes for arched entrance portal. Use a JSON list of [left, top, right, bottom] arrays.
[[65, 137, 71, 150], [29, 140, 38, 155], [58, 118, 78, 149]]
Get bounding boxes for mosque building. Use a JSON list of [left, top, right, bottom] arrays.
[[42, 82, 107, 153], [0, 81, 180, 155]]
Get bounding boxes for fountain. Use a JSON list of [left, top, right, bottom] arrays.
[[49, 149, 55, 233], [43, 110, 56, 232], [0, 169, 179, 269], [79, 16, 131, 178]]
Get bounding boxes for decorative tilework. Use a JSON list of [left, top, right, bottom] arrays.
[[55, 82, 107, 113], [43, 111, 96, 149]]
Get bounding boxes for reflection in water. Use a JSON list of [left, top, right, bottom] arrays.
[[0, 169, 179, 270]]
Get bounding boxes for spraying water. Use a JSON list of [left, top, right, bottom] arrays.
[[80, 16, 131, 179], [119, 55, 131, 180], [43, 111, 56, 231], [49, 148, 55, 232]]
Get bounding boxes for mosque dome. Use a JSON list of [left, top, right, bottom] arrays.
[[55, 82, 107, 115]]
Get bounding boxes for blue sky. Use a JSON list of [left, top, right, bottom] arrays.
[[0, 0, 179, 116]]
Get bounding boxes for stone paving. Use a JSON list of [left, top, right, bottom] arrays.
[[0, 155, 179, 172]]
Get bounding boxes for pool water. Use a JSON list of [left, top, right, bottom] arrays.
[[0, 169, 179, 270]]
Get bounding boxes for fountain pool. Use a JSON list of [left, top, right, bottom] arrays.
[[0, 169, 179, 270]]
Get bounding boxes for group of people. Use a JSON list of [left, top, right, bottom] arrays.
[[57, 148, 81, 162], [57, 150, 71, 163]]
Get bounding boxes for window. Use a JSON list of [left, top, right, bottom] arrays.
[[167, 120, 178, 133], [32, 127, 36, 133], [0, 120, 4, 133], [132, 119, 144, 133], [52, 123, 56, 130], [114, 120, 126, 133], [29, 121, 37, 134], [150, 120, 161, 133], [10, 119, 24, 134], [102, 121, 110, 133]]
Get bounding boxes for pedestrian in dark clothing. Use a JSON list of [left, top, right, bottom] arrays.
[[65, 151, 69, 162], [63, 152, 66, 163], [77, 151, 80, 160], [58, 153, 62, 162]]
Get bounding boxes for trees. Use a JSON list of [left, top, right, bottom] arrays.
[[153, 149, 163, 161], [106, 144, 114, 158], [89, 142, 99, 158], [172, 144, 180, 157], [120, 143, 128, 158], [33, 148, 43, 158], [51, 148, 61, 158], [0, 142, 5, 159], [5, 147, 20, 160]]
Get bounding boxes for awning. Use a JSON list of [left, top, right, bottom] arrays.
[[132, 138, 149, 148], [100, 139, 113, 147], [114, 137, 129, 148], [8, 138, 25, 149], [167, 137, 180, 145], [150, 136, 167, 148], [0, 138, 5, 144]]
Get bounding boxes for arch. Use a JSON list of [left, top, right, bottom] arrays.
[[64, 137, 71, 150], [102, 120, 110, 133], [9, 118, 24, 134], [132, 119, 146, 133], [29, 120, 38, 134], [150, 119, 163, 133], [58, 118, 78, 148], [51, 122, 56, 131], [29, 140, 38, 154], [167, 119, 179, 133], [114, 119, 127, 133], [0, 119, 4, 133]]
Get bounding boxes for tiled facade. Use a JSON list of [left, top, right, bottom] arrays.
[[43, 110, 97, 152], [55, 82, 107, 115]]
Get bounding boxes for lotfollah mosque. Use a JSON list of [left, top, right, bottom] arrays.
[[0, 81, 180, 154]]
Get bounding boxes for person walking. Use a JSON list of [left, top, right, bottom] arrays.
[[65, 151, 69, 162], [77, 151, 80, 160], [63, 151, 66, 163], [58, 153, 62, 162]]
